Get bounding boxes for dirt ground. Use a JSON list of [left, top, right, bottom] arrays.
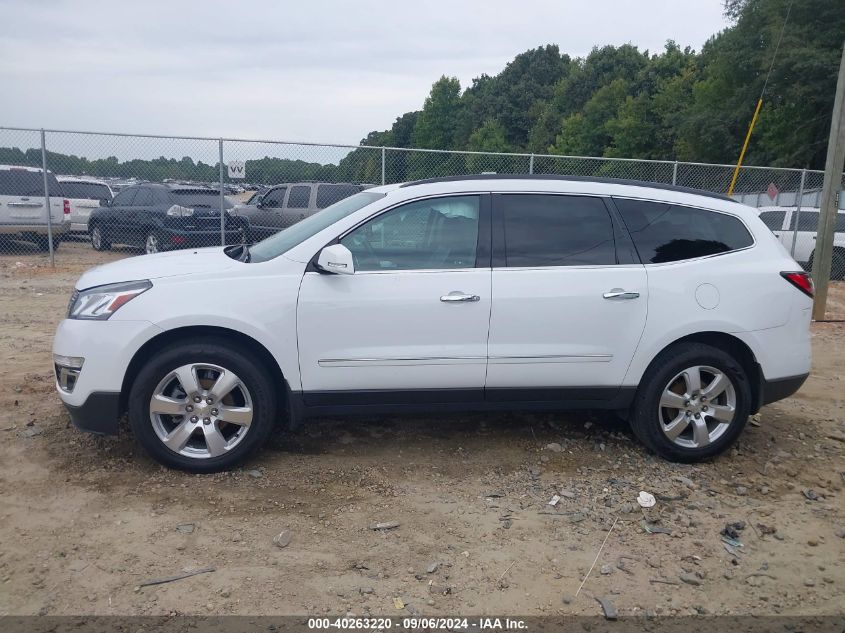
[[0, 241, 843, 618]]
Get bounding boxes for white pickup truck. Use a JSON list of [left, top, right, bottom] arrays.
[[57, 176, 113, 236], [0, 164, 68, 250], [757, 205, 845, 278]]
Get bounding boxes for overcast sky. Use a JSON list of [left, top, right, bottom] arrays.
[[0, 0, 729, 145]]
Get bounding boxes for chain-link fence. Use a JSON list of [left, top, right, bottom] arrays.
[[1, 126, 843, 300]]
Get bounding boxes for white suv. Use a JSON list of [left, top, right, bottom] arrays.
[[0, 164, 68, 248], [53, 176, 813, 471], [757, 206, 845, 277]]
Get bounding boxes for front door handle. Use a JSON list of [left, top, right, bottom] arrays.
[[440, 292, 480, 303], [603, 289, 640, 300]]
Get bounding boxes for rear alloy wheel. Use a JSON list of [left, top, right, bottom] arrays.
[[129, 338, 278, 472], [91, 225, 111, 251], [629, 342, 750, 462], [145, 231, 160, 255]]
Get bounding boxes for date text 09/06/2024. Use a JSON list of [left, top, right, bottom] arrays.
[[307, 617, 528, 630]]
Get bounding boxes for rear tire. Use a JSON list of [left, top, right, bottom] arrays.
[[628, 342, 751, 463], [128, 338, 279, 472], [145, 230, 162, 254]]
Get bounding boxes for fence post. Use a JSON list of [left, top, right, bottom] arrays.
[[381, 147, 386, 185], [529, 154, 535, 175], [219, 139, 225, 247], [39, 129, 55, 266], [790, 168, 807, 256], [672, 161, 679, 185]]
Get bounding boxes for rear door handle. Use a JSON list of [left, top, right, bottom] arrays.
[[603, 289, 640, 300], [440, 292, 480, 303]]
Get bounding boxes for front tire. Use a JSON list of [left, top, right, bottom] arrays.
[[90, 224, 111, 251], [145, 230, 161, 254], [128, 338, 279, 472], [629, 342, 751, 463]]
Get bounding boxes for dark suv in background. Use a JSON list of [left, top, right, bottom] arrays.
[[88, 183, 242, 254], [231, 181, 371, 241]]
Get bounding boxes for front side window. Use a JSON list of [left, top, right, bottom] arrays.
[[500, 194, 616, 267], [112, 188, 137, 207], [262, 186, 286, 207], [341, 196, 480, 271], [615, 198, 753, 264], [287, 186, 311, 209]]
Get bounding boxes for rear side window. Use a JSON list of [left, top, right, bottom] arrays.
[[60, 181, 112, 201], [614, 198, 753, 264], [287, 186, 311, 209], [758, 211, 786, 231], [316, 184, 361, 209], [0, 169, 60, 196], [499, 194, 616, 267], [169, 189, 232, 208]]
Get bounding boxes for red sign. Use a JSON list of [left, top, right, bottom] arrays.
[[766, 182, 779, 200]]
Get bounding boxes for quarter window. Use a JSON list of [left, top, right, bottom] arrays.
[[615, 198, 753, 264], [287, 186, 311, 209], [758, 211, 786, 231], [341, 196, 479, 271], [500, 194, 616, 267]]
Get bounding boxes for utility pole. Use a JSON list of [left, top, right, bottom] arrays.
[[812, 42, 845, 321]]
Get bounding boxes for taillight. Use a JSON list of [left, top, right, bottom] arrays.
[[63, 199, 70, 215], [781, 271, 814, 298]]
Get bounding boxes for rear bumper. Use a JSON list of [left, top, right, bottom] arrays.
[[760, 373, 809, 407], [62, 391, 121, 435], [0, 223, 69, 236], [160, 227, 243, 248]]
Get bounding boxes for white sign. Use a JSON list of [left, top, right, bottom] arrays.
[[227, 160, 246, 179]]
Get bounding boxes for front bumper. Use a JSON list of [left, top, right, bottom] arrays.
[[63, 391, 121, 435]]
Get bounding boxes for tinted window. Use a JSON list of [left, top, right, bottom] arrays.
[[60, 182, 112, 201], [790, 211, 819, 231], [615, 198, 753, 264], [133, 188, 154, 206], [287, 186, 311, 209], [262, 186, 286, 207], [758, 211, 786, 231], [316, 184, 361, 209], [249, 191, 385, 263], [169, 189, 232, 208], [0, 169, 60, 197], [341, 196, 479, 271], [838, 215, 845, 233], [500, 195, 616, 267], [112, 188, 137, 207]]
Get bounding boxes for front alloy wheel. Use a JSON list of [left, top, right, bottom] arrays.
[[145, 232, 160, 254], [150, 363, 254, 459], [128, 338, 278, 471]]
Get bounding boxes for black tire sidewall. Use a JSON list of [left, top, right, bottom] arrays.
[[128, 338, 278, 472], [630, 342, 751, 463]]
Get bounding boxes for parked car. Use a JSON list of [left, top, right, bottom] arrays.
[[0, 164, 68, 250], [57, 176, 113, 237], [231, 181, 370, 241], [757, 206, 845, 277], [54, 175, 812, 472], [242, 187, 269, 207], [87, 183, 242, 254]]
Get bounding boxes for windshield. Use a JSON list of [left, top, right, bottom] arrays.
[[60, 181, 112, 201], [249, 191, 386, 263]]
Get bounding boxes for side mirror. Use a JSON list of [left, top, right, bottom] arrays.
[[316, 244, 355, 275]]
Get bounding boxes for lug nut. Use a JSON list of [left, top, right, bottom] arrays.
[[702, 405, 709, 411], [203, 417, 211, 425], [211, 408, 218, 416], [694, 413, 701, 419], [684, 400, 690, 407], [190, 415, 198, 423], [186, 405, 193, 412], [193, 396, 201, 403], [206, 397, 213, 404]]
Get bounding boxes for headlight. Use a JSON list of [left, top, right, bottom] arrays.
[[68, 280, 152, 320], [167, 205, 194, 217]]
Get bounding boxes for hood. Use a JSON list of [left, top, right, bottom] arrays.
[[76, 247, 240, 290]]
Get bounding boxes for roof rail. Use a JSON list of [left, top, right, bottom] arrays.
[[397, 173, 736, 203]]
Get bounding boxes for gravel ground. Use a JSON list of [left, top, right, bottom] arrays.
[[0, 241, 843, 618]]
